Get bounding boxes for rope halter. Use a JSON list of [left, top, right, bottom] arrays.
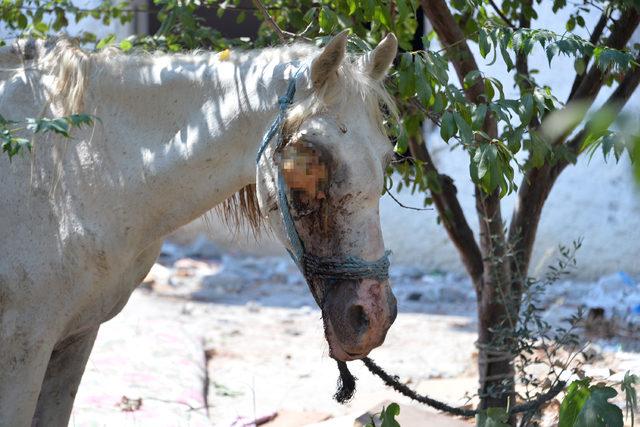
[[256, 64, 391, 290]]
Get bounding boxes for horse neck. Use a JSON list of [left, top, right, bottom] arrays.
[[87, 46, 313, 245]]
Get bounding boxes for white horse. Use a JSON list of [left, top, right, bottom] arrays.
[[0, 31, 399, 425]]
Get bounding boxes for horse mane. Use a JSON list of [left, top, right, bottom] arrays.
[[4, 37, 396, 236], [4, 37, 93, 115]]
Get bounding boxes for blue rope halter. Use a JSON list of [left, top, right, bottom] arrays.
[[256, 65, 391, 287]]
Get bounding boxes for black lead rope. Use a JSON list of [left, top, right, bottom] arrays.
[[336, 357, 567, 420], [334, 360, 357, 403]]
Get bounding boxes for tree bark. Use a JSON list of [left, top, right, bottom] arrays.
[[422, 0, 515, 415]]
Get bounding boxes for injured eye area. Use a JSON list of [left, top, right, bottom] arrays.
[[282, 140, 330, 211]]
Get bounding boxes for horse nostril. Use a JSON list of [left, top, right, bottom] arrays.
[[348, 304, 369, 336]]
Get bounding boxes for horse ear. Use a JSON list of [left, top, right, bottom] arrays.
[[359, 33, 397, 81], [310, 30, 349, 89]]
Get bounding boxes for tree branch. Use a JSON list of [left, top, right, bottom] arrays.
[[423, 0, 505, 295], [509, 54, 640, 288], [252, 0, 287, 42], [488, 0, 516, 29], [407, 135, 484, 287], [508, 5, 638, 302], [566, 55, 640, 154], [421, 0, 494, 119], [568, 8, 639, 105], [515, 0, 542, 130], [568, 9, 610, 99]]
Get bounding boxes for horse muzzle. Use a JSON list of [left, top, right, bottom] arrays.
[[322, 278, 397, 361]]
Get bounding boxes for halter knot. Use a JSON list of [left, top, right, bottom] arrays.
[[278, 95, 291, 109]]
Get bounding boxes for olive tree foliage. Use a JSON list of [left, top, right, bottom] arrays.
[[2, 0, 640, 423]]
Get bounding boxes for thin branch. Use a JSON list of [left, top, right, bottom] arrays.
[[384, 184, 432, 211], [568, 8, 610, 99], [251, 0, 287, 42], [488, 0, 517, 29]]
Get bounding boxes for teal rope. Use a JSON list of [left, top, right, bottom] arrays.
[[304, 251, 391, 282]]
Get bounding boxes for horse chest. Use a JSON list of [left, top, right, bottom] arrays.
[[49, 240, 163, 339]]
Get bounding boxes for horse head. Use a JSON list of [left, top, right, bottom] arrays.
[[257, 32, 398, 361]]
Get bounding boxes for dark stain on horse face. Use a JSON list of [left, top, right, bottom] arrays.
[[282, 139, 344, 254]]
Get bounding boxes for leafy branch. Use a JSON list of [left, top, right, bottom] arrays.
[[1, 114, 94, 161]]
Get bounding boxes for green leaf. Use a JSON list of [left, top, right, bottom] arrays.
[[414, 58, 432, 105], [621, 371, 638, 426], [499, 32, 514, 71], [574, 57, 586, 75], [120, 39, 133, 52], [520, 93, 535, 126], [477, 407, 510, 427], [346, 0, 357, 15], [394, 131, 408, 155], [464, 70, 482, 89], [303, 8, 317, 24], [440, 111, 457, 141], [560, 379, 592, 427], [380, 403, 401, 427], [546, 43, 558, 66], [454, 112, 473, 144], [507, 127, 523, 154], [473, 104, 488, 129], [476, 143, 498, 180], [398, 53, 415, 98], [484, 79, 495, 102], [96, 34, 116, 50], [318, 7, 337, 33], [67, 114, 95, 127], [33, 21, 49, 34], [479, 29, 491, 58], [17, 14, 28, 30], [576, 386, 623, 427]]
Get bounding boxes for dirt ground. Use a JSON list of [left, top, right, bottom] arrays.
[[70, 239, 640, 427]]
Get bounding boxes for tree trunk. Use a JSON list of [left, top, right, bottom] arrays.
[[475, 188, 518, 419], [477, 280, 517, 410]]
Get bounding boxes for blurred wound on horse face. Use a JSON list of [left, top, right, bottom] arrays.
[[283, 140, 329, 204]]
